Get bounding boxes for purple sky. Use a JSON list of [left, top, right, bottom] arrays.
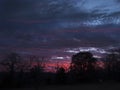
[[0, 0, 120, 61]]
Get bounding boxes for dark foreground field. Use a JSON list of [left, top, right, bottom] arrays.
[[3, 83, 120, 90]]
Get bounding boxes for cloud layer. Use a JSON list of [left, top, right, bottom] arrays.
[[0, 0, 120, 58]]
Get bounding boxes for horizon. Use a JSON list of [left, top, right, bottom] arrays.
[[0, 0, 120, 72]]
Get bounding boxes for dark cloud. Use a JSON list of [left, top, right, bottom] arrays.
[[0, 0, 120, 57]]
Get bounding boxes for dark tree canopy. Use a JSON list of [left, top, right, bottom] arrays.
[[56, 67, 66, 84], [71, 52, 97, 71], [69, 52, 97, 82]]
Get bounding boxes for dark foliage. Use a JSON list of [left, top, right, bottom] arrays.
[[0, 49, 120, 88], [56, 67, 67, 84], [69, 52, 97, 83]]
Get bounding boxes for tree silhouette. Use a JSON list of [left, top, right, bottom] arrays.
[[69, 52, 97, 82], [1, 53, 22, 74], [29, 56, 45, 86], [56, 67, 66, 84], [0, 52, 22, 87], [105, 48, 120, 81]]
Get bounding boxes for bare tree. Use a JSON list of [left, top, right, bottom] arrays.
[[0, 52, 22, 74], [29, 55, 46, 72], [105, 48, 120, 81]]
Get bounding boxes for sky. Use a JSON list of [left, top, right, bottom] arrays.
[[0, 0, 120, 61]]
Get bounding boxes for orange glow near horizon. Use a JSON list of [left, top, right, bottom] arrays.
[[96, 61, 105, 69], [44, 60, 71, 72], [32, 60, 105, 72]]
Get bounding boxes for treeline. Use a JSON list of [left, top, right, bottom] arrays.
[[0, 48, 120, 88]]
